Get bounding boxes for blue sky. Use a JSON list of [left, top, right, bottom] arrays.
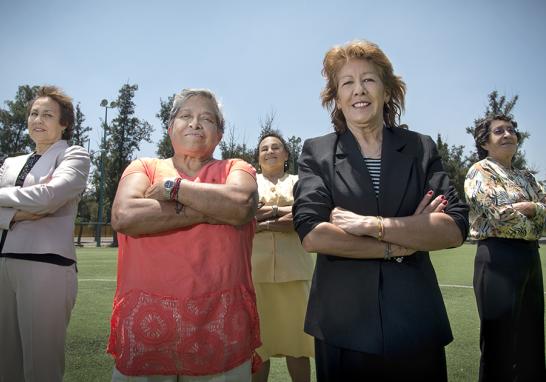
[[1, 0, 545, 179]]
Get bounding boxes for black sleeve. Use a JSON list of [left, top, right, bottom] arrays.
[[292, 138, 334, 242], [422, 135, 470, 241]]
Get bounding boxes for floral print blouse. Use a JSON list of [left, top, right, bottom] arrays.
[[464, 157, 546, 241]]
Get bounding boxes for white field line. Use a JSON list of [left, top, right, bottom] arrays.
[[439, 284, 473, 289], [77, 279, 546, 294], [440, 284, 546, 295], [79, 279, 477, 286]]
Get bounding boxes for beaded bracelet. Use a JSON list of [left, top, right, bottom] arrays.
[[170, 177, 182, 201]]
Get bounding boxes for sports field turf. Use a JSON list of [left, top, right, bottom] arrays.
[[64, 244, 546, 381]]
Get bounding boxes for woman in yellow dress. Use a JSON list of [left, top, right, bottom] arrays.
[[252, 131, 314, 382]]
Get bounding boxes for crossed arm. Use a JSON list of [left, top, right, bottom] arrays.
[[464, 164, 546, 237], [293, 141, 467, 260], [111, 169, 258, 237], [327, 192, 463, 251], [0, 146, 90, 229], [255, 205, 294, 233], [300, 192, 461, 259]]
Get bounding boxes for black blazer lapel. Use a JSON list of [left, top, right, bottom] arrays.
[[334, 130, 378, 215], [379, 127, 413, 217]]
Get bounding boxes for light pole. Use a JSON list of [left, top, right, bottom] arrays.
[[96, 99, 117, 247]]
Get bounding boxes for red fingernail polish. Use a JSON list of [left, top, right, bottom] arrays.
[[427, 190, 433, 196], [442, 200, 448, 205], [440, 195, 445, 200]]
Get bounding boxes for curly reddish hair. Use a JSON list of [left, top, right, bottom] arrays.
[[321, 40, 406, 133]]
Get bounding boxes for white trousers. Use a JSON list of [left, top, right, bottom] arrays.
[[0, 257, 77, 382], [112, 360, 251, 382]]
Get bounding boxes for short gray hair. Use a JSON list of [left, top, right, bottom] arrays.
[[168, 88, 225, 133]]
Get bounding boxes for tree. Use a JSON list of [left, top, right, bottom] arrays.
[[219, 111, 277, 167], [72, 103, 93, 242], [92, 83, 153, 246], [156, 95, 175, 158], [436, 134, 471, 200], [286, 135, 302, 175], [219, 124, 255, 165], [72, 103, 92, 148], [466, 90, 531, 171], [218, 111, 303, 174], [258, 110, 276, 138], [437, 91, 534, 201], [0, 85, 38, 158]]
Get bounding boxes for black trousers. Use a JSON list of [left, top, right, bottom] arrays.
[[474, 238, 545, 382], [314, 338, 447, 382]]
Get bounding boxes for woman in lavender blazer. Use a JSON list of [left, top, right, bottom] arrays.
[[0, 85, 90, 382]]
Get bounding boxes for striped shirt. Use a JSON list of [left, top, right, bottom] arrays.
[[363, 157, 381, 196]]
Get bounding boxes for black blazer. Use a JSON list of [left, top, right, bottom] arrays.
[[293, 126, 469, 357]]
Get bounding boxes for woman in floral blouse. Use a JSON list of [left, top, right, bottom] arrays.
[[465, 114, 546, 382]]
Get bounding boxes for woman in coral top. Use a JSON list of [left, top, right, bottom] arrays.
[[109, 88, 260, 381], [251, 131, 314, 382]]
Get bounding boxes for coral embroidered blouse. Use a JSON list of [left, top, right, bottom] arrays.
[[107, 158, 261, 376]]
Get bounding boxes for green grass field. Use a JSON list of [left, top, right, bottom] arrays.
[[64, 245, 546, 381]]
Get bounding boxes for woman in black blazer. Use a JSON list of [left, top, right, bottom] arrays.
[[292, 40, 469, 381]]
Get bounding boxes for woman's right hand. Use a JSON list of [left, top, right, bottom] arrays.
[[413, 191, 447, 215], [12, 210, 45, 222], [512, 201, 537, 217]]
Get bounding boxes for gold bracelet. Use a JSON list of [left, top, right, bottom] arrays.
[[377, 216, 384, 241]]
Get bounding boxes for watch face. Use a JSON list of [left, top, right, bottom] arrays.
[[164, 180, 174, 189]]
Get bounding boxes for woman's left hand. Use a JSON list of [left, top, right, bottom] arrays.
[[512, 201, 537, 217], [413, 191, 446, 215]]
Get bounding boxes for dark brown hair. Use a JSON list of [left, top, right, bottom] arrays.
[[474, 114, 520, 160], [321, 40, 406, 133], [255, 130, 290, 172], [27, 85, 75, 140]]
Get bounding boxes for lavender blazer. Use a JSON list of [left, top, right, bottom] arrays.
[[0, 140, 90, 262]]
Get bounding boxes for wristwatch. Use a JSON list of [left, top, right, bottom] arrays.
[[164, 178, 176, 200]]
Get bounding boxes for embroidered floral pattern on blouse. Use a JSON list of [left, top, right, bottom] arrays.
[[108, 286, 260, 376], [464, 158, 546, 240]]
